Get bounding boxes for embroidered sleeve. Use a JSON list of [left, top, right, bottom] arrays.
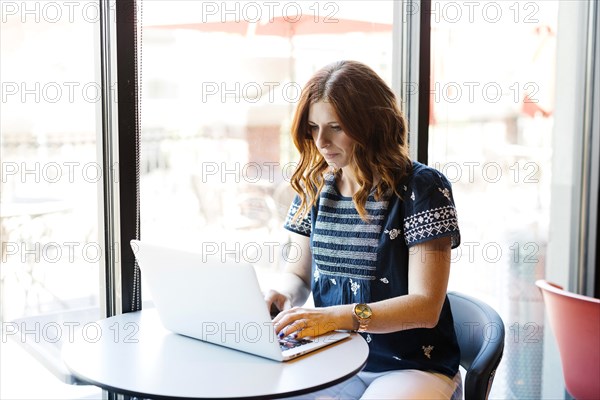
[[283, 194, 312, 237], [403, 167, 460, 248]]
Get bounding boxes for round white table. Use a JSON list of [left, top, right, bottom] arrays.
[[62, 309, 369, 399]]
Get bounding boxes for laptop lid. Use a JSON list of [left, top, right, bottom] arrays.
[[130, 240, 349, 362]]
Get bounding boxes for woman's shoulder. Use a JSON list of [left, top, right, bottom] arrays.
[[405, 161, 451, 189]]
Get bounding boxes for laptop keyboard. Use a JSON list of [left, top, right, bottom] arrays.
[[279, 336, 313, 351]]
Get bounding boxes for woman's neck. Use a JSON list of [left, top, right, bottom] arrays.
[[335, 167, 381, 198], [336, 167, 360, 197]]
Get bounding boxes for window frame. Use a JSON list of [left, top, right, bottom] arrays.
[[98, 0, 141, 318]]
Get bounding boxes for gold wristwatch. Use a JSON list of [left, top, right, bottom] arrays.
[[353, 303, 372, 332]]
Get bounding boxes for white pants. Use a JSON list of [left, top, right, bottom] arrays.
[[287, 369, 463, 400]]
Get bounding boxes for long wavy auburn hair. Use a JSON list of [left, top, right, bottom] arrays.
[[290, 60, 413, 222]]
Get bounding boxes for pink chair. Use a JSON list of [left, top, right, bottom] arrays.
[[535, 280, 600, 399]]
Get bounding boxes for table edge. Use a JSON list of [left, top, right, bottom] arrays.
[[66, 355, 368, 400], [63, 310, 369, 399]]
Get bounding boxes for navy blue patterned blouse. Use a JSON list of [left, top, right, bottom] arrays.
[[284, 161, 461, 377]]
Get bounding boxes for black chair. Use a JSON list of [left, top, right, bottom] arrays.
[[448, 292, 505, 400]]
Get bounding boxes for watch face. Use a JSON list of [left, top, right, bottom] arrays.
[[355, 303, 372, 319]]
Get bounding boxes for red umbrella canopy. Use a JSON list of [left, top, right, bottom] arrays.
[[145, 11, 392, 81], [146, 14, 391, 37], [254, 14, 391, 36]]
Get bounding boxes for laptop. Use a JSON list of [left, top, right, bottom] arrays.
[[130, 240, 350, 362]]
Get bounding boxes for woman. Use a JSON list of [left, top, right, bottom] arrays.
[[265, 60, 462, 399]]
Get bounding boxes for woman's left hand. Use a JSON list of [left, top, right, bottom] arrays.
[[272, 305, 351, 340]]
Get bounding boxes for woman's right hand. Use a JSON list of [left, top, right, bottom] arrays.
[[264, 289, 292, 318], [264, 232, 312, 317]]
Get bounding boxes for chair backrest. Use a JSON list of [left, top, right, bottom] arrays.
[[535, 279, 600, 400], [448, 292, 505, 400]]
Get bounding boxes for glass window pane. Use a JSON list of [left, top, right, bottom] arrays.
[[1, 2, 102, 398], [429, 1, 558, 398], [139, 0, 393, 295]]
